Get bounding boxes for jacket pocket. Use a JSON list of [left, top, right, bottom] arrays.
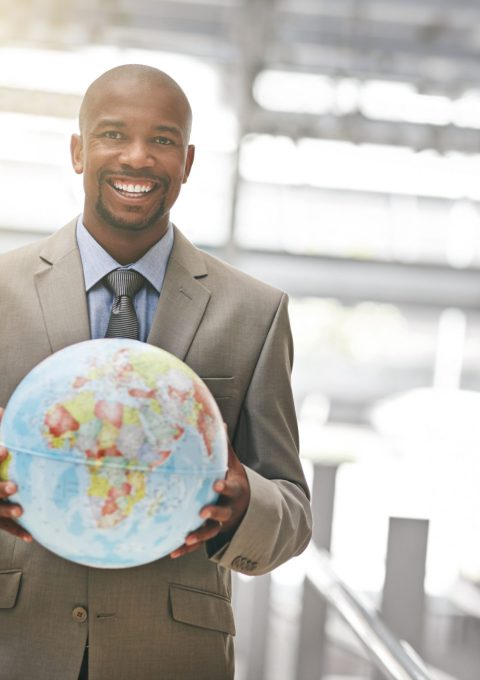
[[0, 570, 22, 608], [169, 584, 235, 635], [200, 377, 235, 401]]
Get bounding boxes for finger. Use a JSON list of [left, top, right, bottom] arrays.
[[200, 505, 232, 525], [213, 479, 242, 499], [170, 522, 223, 559], [222, 429, 240, 468], [170, 541, 202, 559], [0, 481, 18, 500], [0, 518, 32, 542], [227, 438, 237, 467], [185, 519, 223, 545], [170, 516, 226, 559], [170, 521, 222, 559], [0, 502, 22, 519]]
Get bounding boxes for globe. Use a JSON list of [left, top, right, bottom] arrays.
[[0, 339, 228, 568]]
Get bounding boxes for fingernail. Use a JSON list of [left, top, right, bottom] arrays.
[[5, 483, 15, 494], [170, 551, 180, 559], [201, 510, 211, 519], [11, 507, 21, 517], [215, 482, 224, 492], [186, 536, 197, 546], [22, 535, 32, 543]]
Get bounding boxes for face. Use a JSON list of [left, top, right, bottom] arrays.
[[70, 77, 195, 238]]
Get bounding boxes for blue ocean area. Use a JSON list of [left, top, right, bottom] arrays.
[[53, 465, 80, 511], [69, 510, 85, 536]]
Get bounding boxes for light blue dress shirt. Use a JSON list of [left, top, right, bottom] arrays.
[[76, 217, 174, 342]]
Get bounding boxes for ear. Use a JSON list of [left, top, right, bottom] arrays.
[[70, 134, 84, 174], [182, 144, 195, 184]]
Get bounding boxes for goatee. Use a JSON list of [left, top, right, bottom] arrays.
[[95, 196, 167, 232]]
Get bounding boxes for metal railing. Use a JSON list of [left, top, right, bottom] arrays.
[[304, 544, 438, 680]]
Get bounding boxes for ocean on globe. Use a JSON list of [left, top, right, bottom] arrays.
[[0, 339, 228, 568]]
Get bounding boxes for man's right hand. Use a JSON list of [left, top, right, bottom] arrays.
[[0, 408, 32, 542]]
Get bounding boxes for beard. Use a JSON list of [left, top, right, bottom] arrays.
[[95, 175, 170, 232]]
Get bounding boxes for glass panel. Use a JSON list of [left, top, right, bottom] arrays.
[[236, 134, 480, 264]]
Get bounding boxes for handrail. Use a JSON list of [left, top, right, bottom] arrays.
[[305, 543, 438, 680]]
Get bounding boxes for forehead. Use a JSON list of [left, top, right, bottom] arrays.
[[84, 77, 189, 135]]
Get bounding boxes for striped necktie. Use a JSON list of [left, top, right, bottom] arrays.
[[104, 269, 145, 340]]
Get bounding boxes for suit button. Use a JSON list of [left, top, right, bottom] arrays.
[[232, 555, 258, 572], [72, 606, 88, 623], [231, 556, 245, 569]]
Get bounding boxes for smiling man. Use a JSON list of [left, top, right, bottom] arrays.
[[0, 65, 311, 680]]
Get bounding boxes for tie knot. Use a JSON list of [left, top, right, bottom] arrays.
[[105, 269, 145, 298]]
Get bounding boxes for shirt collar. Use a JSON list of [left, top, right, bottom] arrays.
[[76, 216, 174, 293]]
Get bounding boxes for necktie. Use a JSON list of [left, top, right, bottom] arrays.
[[104, 269, 145, 340]]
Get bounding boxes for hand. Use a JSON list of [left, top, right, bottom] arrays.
[[0, 408, 32, 542], [170, 436, 250, 559]]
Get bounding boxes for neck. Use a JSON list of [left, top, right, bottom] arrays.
[[83, 216, 169, 264]]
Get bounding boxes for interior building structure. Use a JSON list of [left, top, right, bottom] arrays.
[[1, 1, 480, 678]]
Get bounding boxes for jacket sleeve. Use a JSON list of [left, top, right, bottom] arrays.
[[209, 293, 312, 575]]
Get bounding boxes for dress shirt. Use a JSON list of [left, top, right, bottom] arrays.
[[76, 217, 174, 342]]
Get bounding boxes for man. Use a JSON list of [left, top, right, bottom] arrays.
[[0, 65, 311, 679]]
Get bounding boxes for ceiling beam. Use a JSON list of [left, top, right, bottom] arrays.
[[218, 247, 480, 311], [0, 87, 80, 119], [247, 108, 480, 154]]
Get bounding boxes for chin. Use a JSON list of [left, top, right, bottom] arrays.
[[96, 199, 167, 233]]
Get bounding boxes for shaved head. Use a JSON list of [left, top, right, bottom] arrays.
[[79, 64, 192, 141]]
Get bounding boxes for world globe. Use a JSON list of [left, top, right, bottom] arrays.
[[0, 339, 228, 568]]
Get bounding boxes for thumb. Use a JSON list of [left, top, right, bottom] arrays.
[[223, 423, 237, 469]]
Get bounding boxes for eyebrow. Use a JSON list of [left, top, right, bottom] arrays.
[[94, 120, 182, 137], [95, 119, 126, 129], [153, 125, 182, 137]]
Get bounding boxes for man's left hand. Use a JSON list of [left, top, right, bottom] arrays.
[[170, 438, 250, 559]]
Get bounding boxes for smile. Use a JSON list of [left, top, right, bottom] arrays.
[[108, 178, 157, 197]]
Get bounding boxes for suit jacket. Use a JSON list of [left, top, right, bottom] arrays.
[[0, 219, 311, 680]]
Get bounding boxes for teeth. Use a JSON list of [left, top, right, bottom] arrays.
[[113, 181, 153, 194]]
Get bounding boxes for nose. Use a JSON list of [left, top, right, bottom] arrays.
[[118, 139, 154, 169]]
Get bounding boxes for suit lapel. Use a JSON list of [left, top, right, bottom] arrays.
[[34, 219, 90, 353], [33, 221, 209, 359], [147, 227, 210, 360]]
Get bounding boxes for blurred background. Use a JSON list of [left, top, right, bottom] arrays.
[[1, 1, 480, 678]]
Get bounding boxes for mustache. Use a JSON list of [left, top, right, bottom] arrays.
[[99, 170, 170, 191]]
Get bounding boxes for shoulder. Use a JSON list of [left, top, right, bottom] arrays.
[[0, 236, 47, 280], [0, 220, 77, 277], [172, 226, 286, 310], [0, 236, 46, 261], [206, 250, 283, 300]]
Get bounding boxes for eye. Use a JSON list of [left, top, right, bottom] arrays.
[[103, 131, 123, 140], [153, 136, 174, 145]]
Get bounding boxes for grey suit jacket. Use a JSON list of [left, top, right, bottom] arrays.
[[0, 220, 311, 680]]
